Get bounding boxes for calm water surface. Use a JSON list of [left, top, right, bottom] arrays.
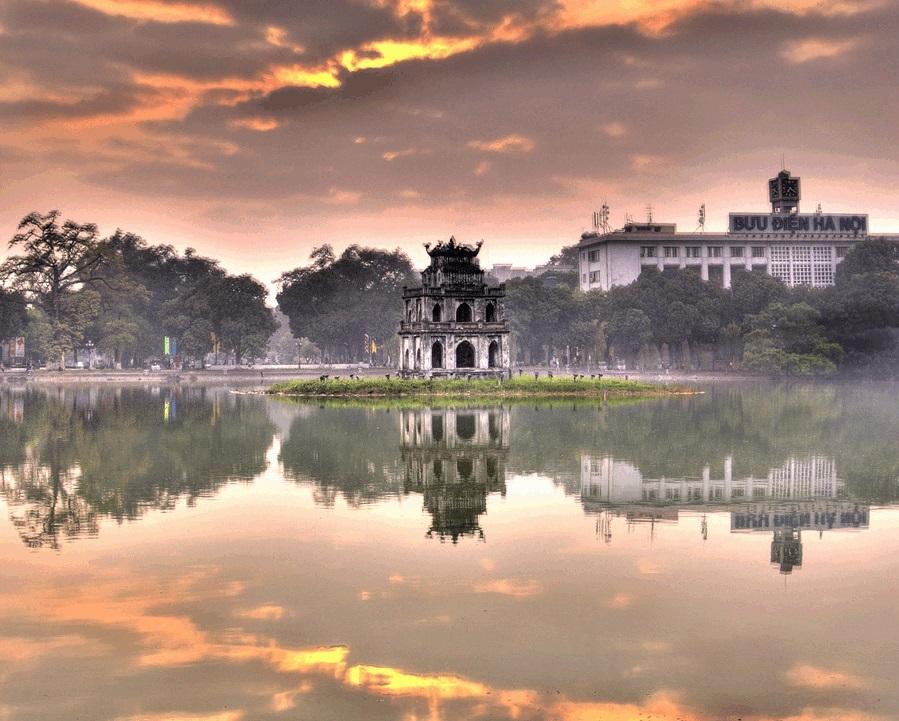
[[1, 382, 898, 721]]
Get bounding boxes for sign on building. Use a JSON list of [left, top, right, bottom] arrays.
[[729, 214, 868, 235]]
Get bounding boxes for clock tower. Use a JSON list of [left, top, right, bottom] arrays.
[[769, 169, 800, 214]]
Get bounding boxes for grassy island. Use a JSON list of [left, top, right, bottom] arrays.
[[267, 376, 694, 399]]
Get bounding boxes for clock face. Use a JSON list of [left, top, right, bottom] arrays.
[[782, 180, 799, 198], [769, 179, 780, 199]]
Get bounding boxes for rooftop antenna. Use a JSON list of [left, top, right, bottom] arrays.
[[625, 212, 634, 225], [592, 202, 611, 234], [646, 204, 654, 223], [781, 153, 786, 171], [696, 203, 706, 233]]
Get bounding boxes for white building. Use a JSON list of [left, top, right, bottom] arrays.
[[578, 169, 898, 291]]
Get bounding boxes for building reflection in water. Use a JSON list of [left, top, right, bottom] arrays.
[[580, 453, 870, 573], [400, 408, 508, 543]]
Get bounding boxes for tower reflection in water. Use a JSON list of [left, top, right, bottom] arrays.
[[580, 454, 869, 573], [400, 408, 508, 543]]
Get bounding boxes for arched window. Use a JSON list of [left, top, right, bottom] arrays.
[[455, 341, 475, 368], [488, 340, 499, 368], [431, 341, 443, 369], [406, 303, 413, 321], [431, 413, 444, 443], [404, 349, 410, 369], [415, 348, 421, 369], [485, 302, 496, 322], [456, 302, 472, 323], [456, 414, 476, 441], [456, 458, 474, 481], [432, 303, 442, 322]]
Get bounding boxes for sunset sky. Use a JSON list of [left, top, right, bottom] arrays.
[[2, 0, 898, 285]]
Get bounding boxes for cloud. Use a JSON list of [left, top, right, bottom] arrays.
[[786, 664, 868, 690], [605, 592, 634, 608], [472, 578, 542, 597], [72, 0, 234, 25], [781, 37, 858, 63], [235, 604, 286, 620], [467, 134, 536, 153]]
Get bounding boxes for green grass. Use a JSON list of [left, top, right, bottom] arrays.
[[267, 375, 691, 399]]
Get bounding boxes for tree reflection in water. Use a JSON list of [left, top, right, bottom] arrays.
[[0, 386, 275, 548]]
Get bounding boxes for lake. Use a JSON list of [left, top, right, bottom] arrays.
[[1, 382, 897, 721]]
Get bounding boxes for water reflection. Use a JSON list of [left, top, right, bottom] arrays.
[[581, 452, 872, 573], [401, 409, 508, 542], [0, 386, 274, 548], [1, 383, 898, 721]]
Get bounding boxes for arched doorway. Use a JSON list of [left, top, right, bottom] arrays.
[[404, 349, 410, 369], [485, 302, 495, 322], [456, 302, 472, 322], [432, 303, 442, 322], [488, 340, 499, 368], [455, 341, 475, 368], [431, 341, 443, 369], [415, 348, 421, 369]]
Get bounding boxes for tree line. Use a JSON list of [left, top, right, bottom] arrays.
[[1, 210, 896, 374], [505, 238, 898, 375], [0, 211, 277, 369]]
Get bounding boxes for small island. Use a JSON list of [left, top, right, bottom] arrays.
[[267, 375, 694, 399]]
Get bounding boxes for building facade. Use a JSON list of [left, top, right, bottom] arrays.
[[398, 237, 510, 377], [578, 169, 898, 292]]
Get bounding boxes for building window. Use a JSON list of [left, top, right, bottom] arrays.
[[836, 246, 850, 258], [664, 246, 679, 258], [793, 246, 811, 263], [793, 264, 813, 285], [708, 246, 722, 258], [814, 265, 834, 286], [730, 246, 744, 258], [770, 245, 790, 262], [751, 246, 765, 258], [589, 271, 601, 283], [640, 246, 657, 258], [813, 246, 832, 262], [685, 246, 702, 258], [770, 263, 790, 283], [588, 250, 600, 262]]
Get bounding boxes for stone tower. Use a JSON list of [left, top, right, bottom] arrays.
[[398, 237, 510, 378]]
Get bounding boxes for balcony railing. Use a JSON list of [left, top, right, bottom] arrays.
[[399, 320, 508, 332]]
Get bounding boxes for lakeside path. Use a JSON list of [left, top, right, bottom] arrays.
[[0, 366, 765, 388]]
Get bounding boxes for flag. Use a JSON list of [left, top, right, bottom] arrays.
[[164, 336, 170, 355]]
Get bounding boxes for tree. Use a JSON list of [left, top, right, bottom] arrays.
[[743, 302, 842, 376], [0, 288, 28, 342], [606, 308, 653, 366], [0, 211, 107, 368], [211, 274, 276, 363], [834, 238, 899, 282], [277, 245, 417, 362]]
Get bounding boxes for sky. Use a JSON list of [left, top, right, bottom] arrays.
[[2, 0, 898, 286]]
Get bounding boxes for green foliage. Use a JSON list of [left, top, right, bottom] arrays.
[[0, 288, 27, 341], [268, 375, 673, 398], [834, 238, 899, 282], [276, 244, 417, 362], [743, 302, 841, 375]]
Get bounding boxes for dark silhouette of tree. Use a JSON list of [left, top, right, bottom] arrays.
[[276, 244, 417, 362]]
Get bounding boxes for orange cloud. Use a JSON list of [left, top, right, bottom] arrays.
[[786, 664, 868, 690], [467, 134, 535, 153], [781, 38, 858, 63], [230, 118, 281, 132], [605, 592, 634, 608], [71, 0, 233, 25], [472, 578, 542, 597], [235, 604, 286, 620]]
